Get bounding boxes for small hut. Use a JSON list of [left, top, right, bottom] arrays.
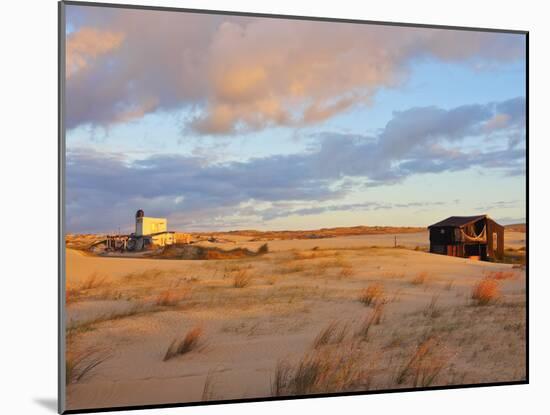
[[428, 215, 504, 261]]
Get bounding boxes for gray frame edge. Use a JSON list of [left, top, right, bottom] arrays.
[[58, 1, 67, 413]]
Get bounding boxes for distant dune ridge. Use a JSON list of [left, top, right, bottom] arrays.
[[65, 225, 427, 249], [504, 223, 526, 233]]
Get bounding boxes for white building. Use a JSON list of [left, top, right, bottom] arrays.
[[135, 210, 175, 247]]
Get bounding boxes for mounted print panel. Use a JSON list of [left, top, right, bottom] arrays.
[[59, 1, 527, 413]]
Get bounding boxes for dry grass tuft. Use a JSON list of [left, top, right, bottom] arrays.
[[66, 302, 152, 338], [312, 321, 349, 349], [355, 303, 385, 341], [279, 262, 305, 274], [66, 273, 112, 304], [80, 273, 110, 290], [411, 271, 429, 285], [423, 295, 441, 319], [163, 326, 204, 361], [484, 270, 515, 280], [395, 337, 447, 387], [123, 269, 165, 282], [358, 283, 385, 306], [66, 287, 80, 304], [272, 347, 368, 396], [339, 264, 355, 278], [66, 347, 112, 385], [202, 370, 216, 401], [471, 278, 500, 306], [155, 288, 191, 306], [232, 269, 253, 288], [293, 250, 339, 261]]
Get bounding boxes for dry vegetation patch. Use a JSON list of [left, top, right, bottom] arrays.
[[423, 295, 442, 319], [67, 302, 153, 338], [66, 346, 112, 385], [232, 269, 253, 288], [272, 346, 369, 396], [355, 303, 385, 341], [312, 321, 349, 349], [66, 273, 112, 304], [163, 326, 204, 361], [338, 263, 355, 278], [471, 279, 500, 306], [483, 270, 516, 281], [411, 271, 429, 285], [155, 288, 192, 306], [395, 337, 448, 387], [359, 283, 385, 306], [157, 244, 269, 260]]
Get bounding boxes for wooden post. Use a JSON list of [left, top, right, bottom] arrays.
[[394, 235, 397, 248]]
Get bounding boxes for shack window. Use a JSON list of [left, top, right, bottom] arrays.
[[440, 229, 445, 234]]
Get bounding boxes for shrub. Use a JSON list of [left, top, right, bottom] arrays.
[[257, 243, 269, 254], [471, 279, 500, 305]]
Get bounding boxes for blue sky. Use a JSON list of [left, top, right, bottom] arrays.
[[65, 5, 526, 233]]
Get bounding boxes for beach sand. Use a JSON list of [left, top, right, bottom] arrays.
[[65, 231, 526, 411]]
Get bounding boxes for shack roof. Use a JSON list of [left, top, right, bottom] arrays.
[[428, 215, 487, 228]]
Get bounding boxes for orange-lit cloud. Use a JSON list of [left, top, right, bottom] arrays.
[[66, 27, 124, 78], [65, 7, 525, 133]]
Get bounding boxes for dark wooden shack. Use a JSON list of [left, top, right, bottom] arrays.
[[428, 215, 504, 261]]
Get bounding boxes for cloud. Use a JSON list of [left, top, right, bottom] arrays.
[[258, 200, 448, 221], [65, 5, 525, 133], [66, 97, 525, 232], [66, 27, 125, 78]]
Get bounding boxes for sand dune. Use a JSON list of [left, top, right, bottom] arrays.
[[65, 231, 526, 410]]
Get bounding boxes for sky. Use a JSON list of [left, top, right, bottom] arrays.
[[64, 4, 527, 234]]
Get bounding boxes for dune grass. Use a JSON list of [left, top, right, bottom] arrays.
[[155, 288, 192, 306], [423, 295, 442, 319], [66, 347, 112, 385], [483, 270, 516, 280], [232, 269, 253, 288], [355, 303, 384, 341], [312, 321, 349, 349], [395, 337, 447, 387], [358, 283, 385, 306], [163, 326, 204, 361], [411, 271, 429, 285], [338, 264, 355, 278], [66, 273, 112, 304], [66, 302, 153, 338], [272, 347, 368, 396]]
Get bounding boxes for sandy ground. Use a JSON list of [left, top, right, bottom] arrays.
[[192, 230, 526, 252], [64, 231, 526, 411]]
